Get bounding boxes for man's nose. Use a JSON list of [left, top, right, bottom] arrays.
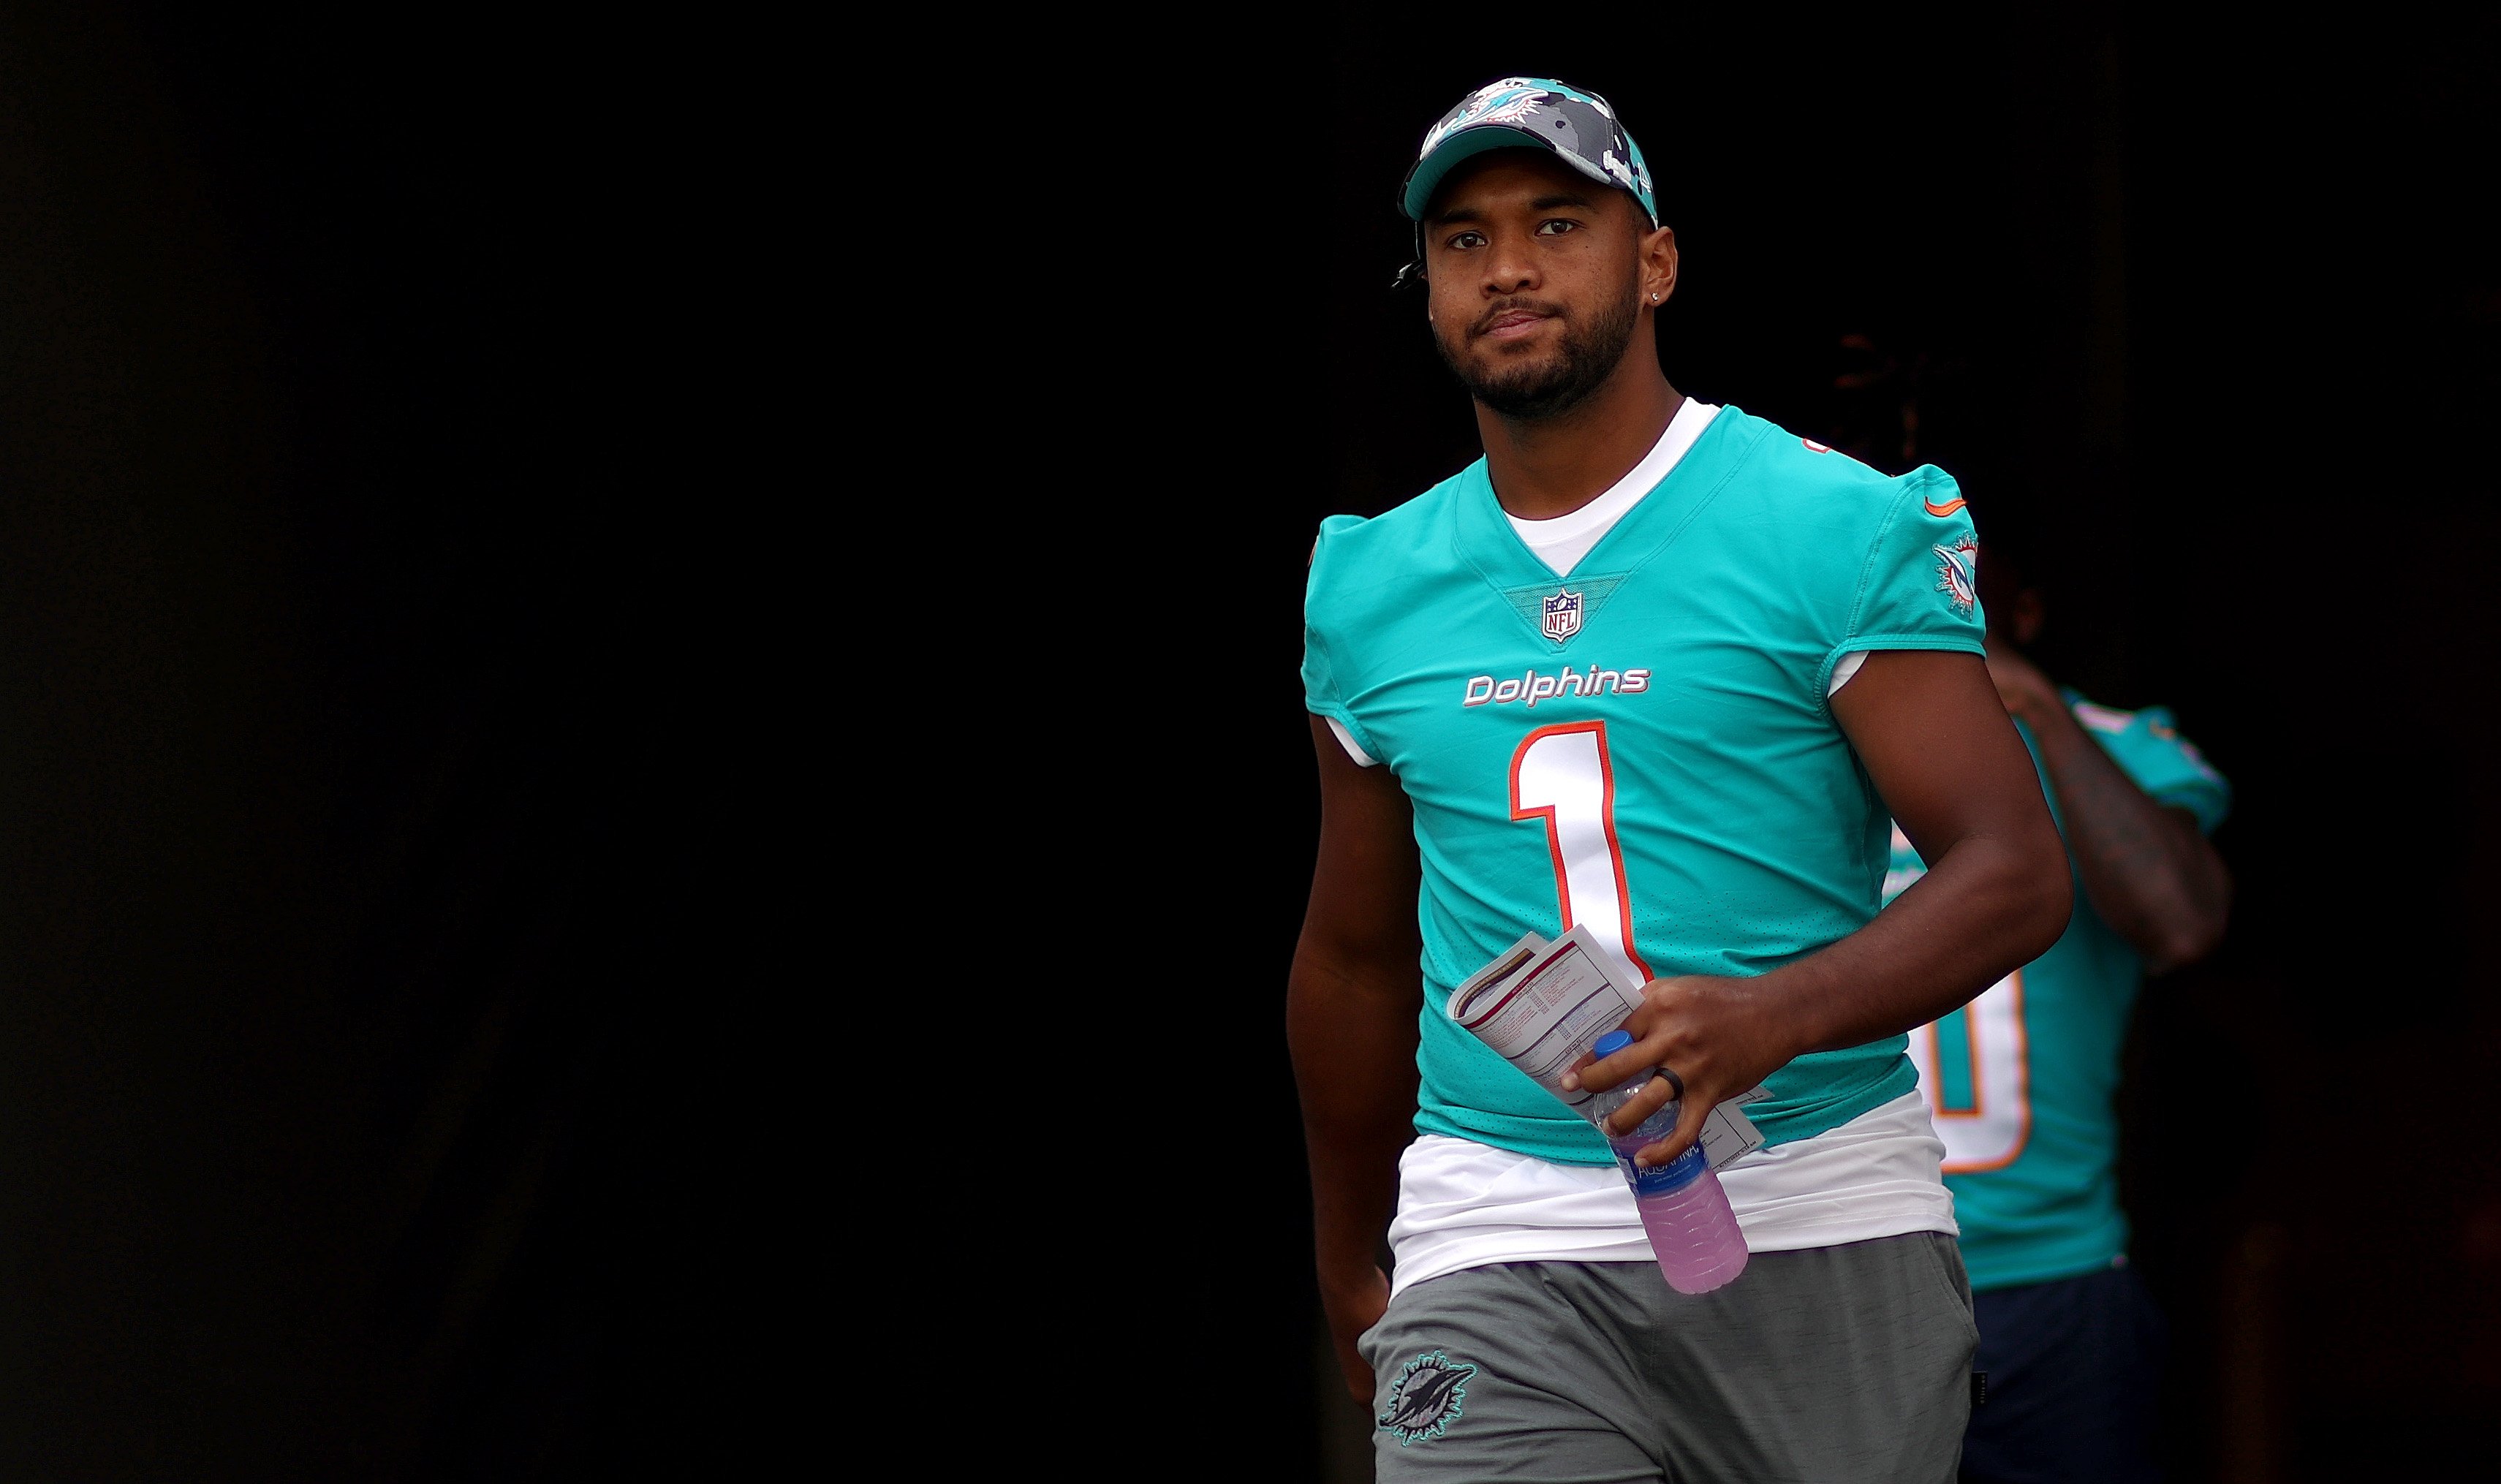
[[1482, 233, 1538, 295]]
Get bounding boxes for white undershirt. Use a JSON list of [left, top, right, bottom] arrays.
[[1505, 396, 1721, 576], [1386, 1094, 1956, 1296], [1323, 399, 1953, 1289]]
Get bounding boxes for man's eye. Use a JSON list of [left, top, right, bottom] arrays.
[[1445, 230, 1486, 250], [1537, 219, 1581, 236]]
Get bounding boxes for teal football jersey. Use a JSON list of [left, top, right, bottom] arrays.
[[1303, 406, 1988, 1166], [1886, 693, 2230, 1289]]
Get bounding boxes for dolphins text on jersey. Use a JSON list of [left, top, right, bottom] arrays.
[[1462, 664, 1654, 708]]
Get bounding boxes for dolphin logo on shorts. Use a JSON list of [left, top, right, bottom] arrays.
[[1378, 1349, 1477, 1445]]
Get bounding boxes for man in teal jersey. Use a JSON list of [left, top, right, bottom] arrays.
[[1290, 79, 2072, 1481], [1892, 538, 2231, 1484]]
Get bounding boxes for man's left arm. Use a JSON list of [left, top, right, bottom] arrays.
[[1568, 649, 2071, 1164], [1986, 643, 2232, 973]]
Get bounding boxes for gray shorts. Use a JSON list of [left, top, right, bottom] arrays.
[[1361, 1234, 1978, 1483]]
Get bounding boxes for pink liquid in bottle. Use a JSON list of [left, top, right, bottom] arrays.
[[1588, 1030, 1749, 1294], [1625, 1148, 1749, 1295]]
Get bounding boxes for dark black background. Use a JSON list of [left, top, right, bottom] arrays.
[[3, 2, 2496, 1478], [0, 4, 790, 1476]]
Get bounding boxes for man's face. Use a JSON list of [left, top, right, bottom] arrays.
[[1422, 151, 1652, 419]]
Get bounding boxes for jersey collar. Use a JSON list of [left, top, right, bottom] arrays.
[[1451, 402, 1758, 597]]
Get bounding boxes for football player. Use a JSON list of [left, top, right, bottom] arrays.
[[1892, 534, 2231, 1483], [1292, 78, 2072, 1480]]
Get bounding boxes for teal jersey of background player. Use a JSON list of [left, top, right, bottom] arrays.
[[1886, 694, 2231, 1289], [1302, 406, 1988, 1166]]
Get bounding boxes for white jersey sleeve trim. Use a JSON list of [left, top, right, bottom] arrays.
[[1506, 400, 1721, 578], [2070, 700, 2135, 734], [1324, 715, 1380, 768]]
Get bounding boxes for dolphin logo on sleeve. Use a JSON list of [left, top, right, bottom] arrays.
[[1933, 534, 1979, 617]]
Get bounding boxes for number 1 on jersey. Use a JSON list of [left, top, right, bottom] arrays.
[[1510, 722, 1654, 983]]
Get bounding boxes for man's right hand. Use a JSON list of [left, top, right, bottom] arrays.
[[1319, 1262, 1391, 1403]]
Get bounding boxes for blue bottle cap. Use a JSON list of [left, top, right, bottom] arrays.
[[1592, 1029, 1634, 1058]]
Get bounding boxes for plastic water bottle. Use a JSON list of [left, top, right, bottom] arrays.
[[1586, 1029, 1749, 1294]]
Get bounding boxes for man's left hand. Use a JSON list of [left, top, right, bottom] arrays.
[[1560, 974, 1796, 1167]]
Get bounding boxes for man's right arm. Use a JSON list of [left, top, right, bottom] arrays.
[[1287, 712, 1423, 1404]]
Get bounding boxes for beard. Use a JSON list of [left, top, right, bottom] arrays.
[[1434, 280, 1642, 420]]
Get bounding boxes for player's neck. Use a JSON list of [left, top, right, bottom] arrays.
[[1476, 358, 1684, 523]]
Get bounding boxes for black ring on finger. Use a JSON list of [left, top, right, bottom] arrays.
[[1659, 1066, 1686, 1103]]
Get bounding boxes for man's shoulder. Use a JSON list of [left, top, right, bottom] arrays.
[[1709, 406, 1945, 513], [1306, 461, 1481, 598], [2064, 689, 2193, 750], [2064, 691, 2144, 738], [2058, 688, 2232, 816], [1687, 409, 1976, 627]]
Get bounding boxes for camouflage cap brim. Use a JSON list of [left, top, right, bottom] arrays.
[[1400, 78, 1656, 227]]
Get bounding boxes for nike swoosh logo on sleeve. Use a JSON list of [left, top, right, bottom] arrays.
[[1923, 496, 1967, 516]]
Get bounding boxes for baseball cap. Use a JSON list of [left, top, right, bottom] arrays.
[[1401, 77, 1657, 227]]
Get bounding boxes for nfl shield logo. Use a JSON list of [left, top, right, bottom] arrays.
[[1541, 588, 1583, 642]]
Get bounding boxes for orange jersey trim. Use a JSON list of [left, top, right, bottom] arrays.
[[1935, 969, 2031, 1175]]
